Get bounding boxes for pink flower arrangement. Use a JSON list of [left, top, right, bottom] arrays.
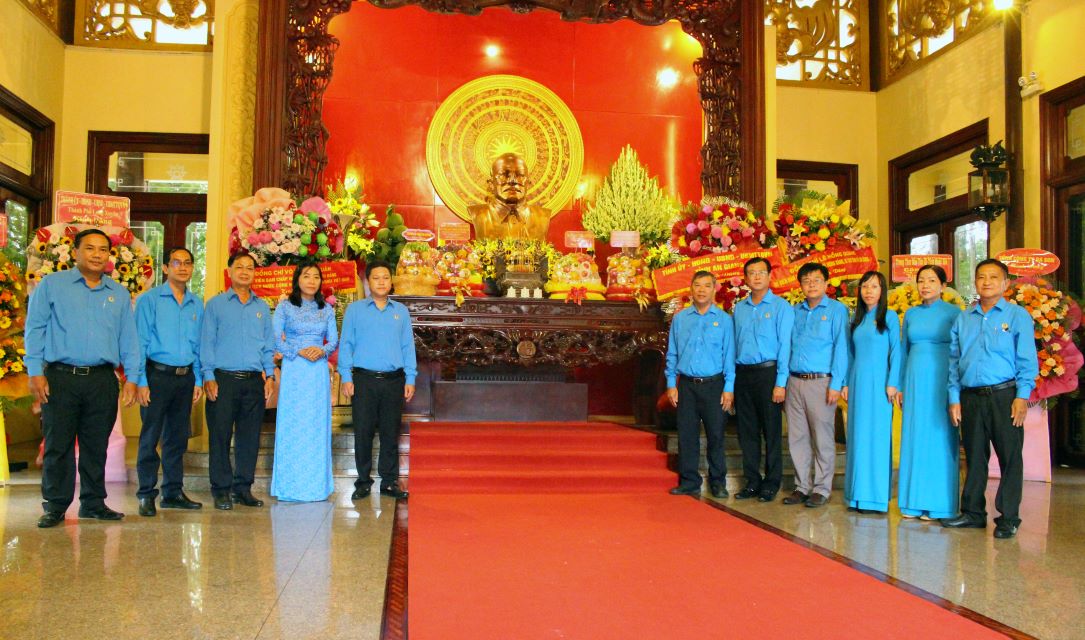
[[228, 191, 344, 266]]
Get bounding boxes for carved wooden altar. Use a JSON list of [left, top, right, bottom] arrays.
[[253, 0, 766, 209]]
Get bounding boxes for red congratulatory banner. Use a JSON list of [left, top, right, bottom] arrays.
[[54, 190, 131, 227], [770, 245, 879, 293], [996, 248, 1060, 276], [225, 260, 357, 297], [891, 254, 953, 283], [652, 246, 784, 301]]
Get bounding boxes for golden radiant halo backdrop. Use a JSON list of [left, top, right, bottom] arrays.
[[426, 74, 584, 222]]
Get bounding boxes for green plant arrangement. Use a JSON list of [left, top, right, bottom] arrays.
[[581, 145, 677, 245], [369, 205, 408, 271]]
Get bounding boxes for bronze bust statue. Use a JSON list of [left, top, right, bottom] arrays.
[[469, 153, 551, 240]]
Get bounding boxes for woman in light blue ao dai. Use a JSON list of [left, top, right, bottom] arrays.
[[897, 264, 961, 520], [271, 263, 338, 502], [842, 271, 901, 514]]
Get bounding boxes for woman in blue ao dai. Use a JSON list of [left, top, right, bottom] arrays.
[[897, 265, 961, 520], [271, 263, 338, 502], [842, 271, 901, 514]]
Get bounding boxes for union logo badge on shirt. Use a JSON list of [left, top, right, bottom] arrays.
[[713, 321, 719, 327], [821, 315, 827, 321], [1001, 323, 1010, 332], [256, 312, 263, 319], [394, 314, 401, 320], [107, 296, 115, 303], [764, 312, 771, 319]]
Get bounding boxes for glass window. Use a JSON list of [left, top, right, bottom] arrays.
[[108, 151, 209, 194], [0, 113, 33, 176], [953, 221, 987, 302], [186, 222, 207, 299], [1068, 104, 1085, 160], [907, 150, 972, 210], [908, 233, 938, 256], [131, 221, 166, 288], [2, 199, 29, 269], [776, 178, 839, 203]]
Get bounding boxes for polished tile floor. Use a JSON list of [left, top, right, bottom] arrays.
[[1, 466, 1082, 639]]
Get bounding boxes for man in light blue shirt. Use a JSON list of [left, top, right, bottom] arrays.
[[200, 252, 276, 510], [942, 259, 1038, 539], [732, 257, 794, 502], [783, 262, 849, 508], [133, 247, 204, 516], [664, 270, 735, 498], [26, 229, 140, 528], [339, 260, 417, 500]]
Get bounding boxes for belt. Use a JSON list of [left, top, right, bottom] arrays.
[[353, 367, 405, 380], [148, 359, 193, 376], [46, 362, 114, 376], [791, 372, 829, 380], [737, 360, 776, 371], [961, 380, 1016, 396], [682, 373, 723, 384], [215, 369, 262, 380]]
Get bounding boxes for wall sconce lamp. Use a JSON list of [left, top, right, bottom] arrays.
[[968, 141, 1011, 222]]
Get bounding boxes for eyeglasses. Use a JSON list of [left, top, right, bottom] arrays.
[[169, 260, 195, 268]]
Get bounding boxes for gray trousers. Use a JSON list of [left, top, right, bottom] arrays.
[[785, 376, 837, 496]]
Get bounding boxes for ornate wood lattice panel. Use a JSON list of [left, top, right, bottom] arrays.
[[254, 0, 765, 210], [75, 0, 215, 51], [15, 0, 60, 35], [764, 0, 868, 90], [881, 0, 996, 85]]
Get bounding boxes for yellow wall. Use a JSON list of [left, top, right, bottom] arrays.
[[777, 87, 883, 259], [875, 24, 1008, 253], [58, 48, 213, 191], [1022, 0, 1085, 250]]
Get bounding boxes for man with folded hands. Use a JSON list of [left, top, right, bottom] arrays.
[[200, 252, 276, 511]]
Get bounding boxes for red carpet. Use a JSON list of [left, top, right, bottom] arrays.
[[406, 422, 1013, 639]]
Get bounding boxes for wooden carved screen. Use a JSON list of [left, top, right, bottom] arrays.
[[253, 0, 765, 209]]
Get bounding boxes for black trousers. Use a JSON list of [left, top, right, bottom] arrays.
[[136, 366, 195, 499], [40, 366, 119, 514], [205, 374, 265, 495], [351, 372, 405, 489], [960, 386, 1023, 526], [676, 375, 727, 489], [735, 365, 783, 493]]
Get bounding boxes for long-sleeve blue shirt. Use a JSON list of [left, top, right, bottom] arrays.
[[200, 289, 275, 382], [790, 296, 850, 391], [135, 283, 203, 386], [948, 298, 1038, 403], [24, 269, 141, 378], [337, 297, 418, 385], [733, 290, 794, 387], [664, 304, 736, 393], [272, 299, 338, 360]]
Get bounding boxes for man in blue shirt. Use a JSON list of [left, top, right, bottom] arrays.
[[783, 262, 849, 508], [733, 257, 794, 502], [942, 259, 1038, 539], [664, 270, 736, 498], [200, 253, 276, 511], [339, 260, 417, 500], [26, 229, 140, 528], [133, 247, 204, 516]]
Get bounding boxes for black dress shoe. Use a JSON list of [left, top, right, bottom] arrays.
[[757, 489, 777, 502], [710, 484, 729, 499], [160, 493, 202, 510], [379, 484, 408, 499], [138, 497, 157, 517], [669, 485, 701, 496], [78, 505, 124, 520], [351, 487, 371, 500], [213, 494, 233, 510], [735, 487, 759, 500], [994, 523, 1019, 539], [782, 490, 808, 505], [804, 493, 829, 508], [231, 491, 265, 507], [37, 512, 65, 528], [940, 514, 986, 528]]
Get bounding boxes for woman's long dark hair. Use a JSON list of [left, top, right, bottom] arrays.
[[852, 270, 888, 333], [288, 262, 326, 309]]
